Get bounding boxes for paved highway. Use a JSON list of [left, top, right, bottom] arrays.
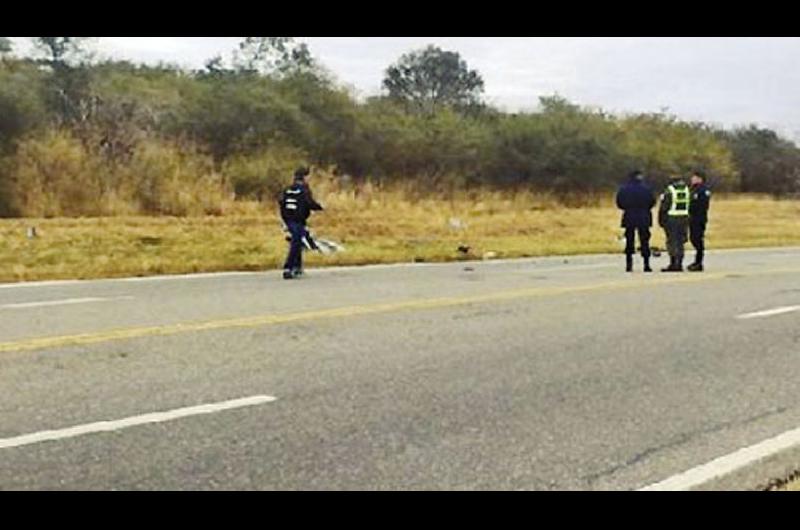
[[1, 247, 799, 490]]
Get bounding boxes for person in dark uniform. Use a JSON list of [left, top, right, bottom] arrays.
[[616, 170, 656, 272], [658, 175, 691, 272], [688, 171, 711, 272], [278, 167, 323, 280]]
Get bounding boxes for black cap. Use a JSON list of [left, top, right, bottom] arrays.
[[294, 167, 310, 180]]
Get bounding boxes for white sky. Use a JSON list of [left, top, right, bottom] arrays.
[[9, 37, 800, 142]]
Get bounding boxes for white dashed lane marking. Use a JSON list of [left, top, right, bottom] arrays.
[[736, 305, 800, 320], [0, 395, 277, 450]]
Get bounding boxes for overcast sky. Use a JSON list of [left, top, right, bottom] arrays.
[[10, 37, 800, 141]]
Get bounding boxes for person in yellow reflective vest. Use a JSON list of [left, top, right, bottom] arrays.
[[658, 176, 691, 272]]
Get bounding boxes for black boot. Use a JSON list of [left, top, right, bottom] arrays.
[[626, 255, 633, 272], [662, 257, 680, 272], [688, 251, 704, 272], [643, 255, 652, 272]]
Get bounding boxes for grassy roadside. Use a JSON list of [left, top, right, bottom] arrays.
[[768, 470, 800, 491], [1, 190, 799, 283], [778, 479, 800, 491]]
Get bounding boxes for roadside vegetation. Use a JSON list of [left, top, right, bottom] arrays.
[[2, 181, 798, 282], [1, 37, 799, 281]]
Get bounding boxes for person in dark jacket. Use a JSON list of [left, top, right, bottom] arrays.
[[616, 170, 656, 272], [278, 167, 323, 280], [687, 171, 711, 272]]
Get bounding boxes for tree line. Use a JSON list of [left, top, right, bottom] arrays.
[[1, 37, 798, 217]]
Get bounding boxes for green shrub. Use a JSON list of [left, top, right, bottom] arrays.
[[221, 145, 308, 200]]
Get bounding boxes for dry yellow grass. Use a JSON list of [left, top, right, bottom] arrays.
[[778, 479, 800, 491], [769, 473, 800, 491], [1, 185, 799, 283]]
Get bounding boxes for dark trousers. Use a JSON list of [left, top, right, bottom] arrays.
[[283, 220, 306, 272], [664, 217, 689, 262], [690, 221, 706, 265], [624, 226, 651, 258]]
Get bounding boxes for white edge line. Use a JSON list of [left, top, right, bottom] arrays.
[[0, 395, 277, 450], [312, 260, 616, 275], [119, 271, 259, 283], [1, 246, 798, 290], [736, 306, 800, 320], [0, 259, 615, 288], [638, 424, 800, 491], [1, 296, 135, 309], [0, 272, 260, 290]]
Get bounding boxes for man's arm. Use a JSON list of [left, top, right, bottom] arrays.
[[691, 187, 710, 218], [658, 191, 670, 227], [615, 187, 627, 210], [647, 188, 656, 209], [276, 189, 287, 223], [305, 185, 324, 211], [699, 188, 711, 212]]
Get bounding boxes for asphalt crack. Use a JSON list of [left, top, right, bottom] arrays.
[[583, 406, 788, 485]]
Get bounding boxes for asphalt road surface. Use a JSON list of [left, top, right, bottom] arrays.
[[1, 247, 799, 490]]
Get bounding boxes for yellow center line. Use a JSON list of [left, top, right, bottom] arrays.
[[1, 267, 798, 353]]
